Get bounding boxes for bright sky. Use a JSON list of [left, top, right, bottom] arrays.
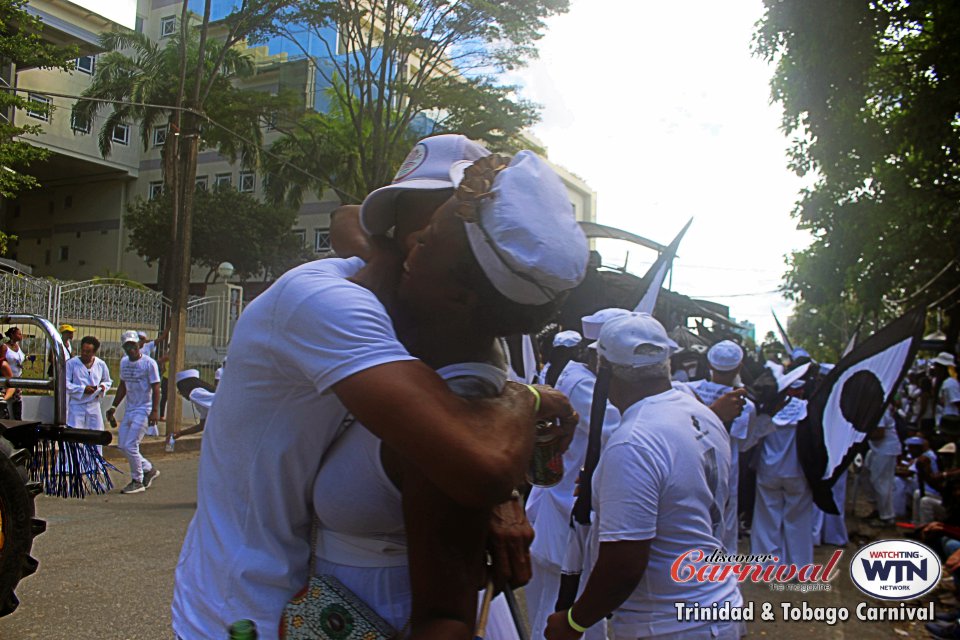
[[514, 0, 812, 342]]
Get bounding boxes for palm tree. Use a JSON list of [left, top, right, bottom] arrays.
[[72, 29, 284, 182]]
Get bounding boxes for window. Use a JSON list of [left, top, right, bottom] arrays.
[[70, 112, 90, 134], [160, 15, 177, 38], [239, 171, 256, 193], [314, 228, 332, 253], [26, 93, 51, 121], [292, 229, 306, 249], [112, 123, 130, 145], [195, 175, 209, 191], [76, 56, 95, 74], [214, 173, 232, 188], [148, 181, 164, 200], [152, 125, 167, 147], [58, 246, 69, 262]]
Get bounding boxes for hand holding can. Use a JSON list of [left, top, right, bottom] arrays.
[[527, 419, 565, 487]]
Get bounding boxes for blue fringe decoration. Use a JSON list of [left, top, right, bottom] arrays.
[[29, 437, 116, 498]]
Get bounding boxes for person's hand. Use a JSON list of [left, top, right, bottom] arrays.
[[710, 388, 747, 424], [486, 492, 534, 590], [105, 406, 116, 418], [921, 522, 944, 538], [532, 385, 578, 453], [946, 548, 960, 574], [545, 610, 584, 640], [83, 385, 97, 395], [148, 411, 159, 425]]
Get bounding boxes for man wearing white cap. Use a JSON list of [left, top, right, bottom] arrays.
[[64, 335, 112, 440], [526, 310, 626, 640], [172, 135, 586, 639], [546, 312, 740, 640], [538, 330, 583, 386], [107, 330, 161, 494], [677, 340, 756, 554]]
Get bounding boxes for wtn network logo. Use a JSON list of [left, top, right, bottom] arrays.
[[850, 540, 940, 600]]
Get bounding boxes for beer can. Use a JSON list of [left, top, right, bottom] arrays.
[[527, 419, 564, 487]]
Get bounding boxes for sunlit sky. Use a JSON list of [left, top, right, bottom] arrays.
[[513, 0, 812, 341]]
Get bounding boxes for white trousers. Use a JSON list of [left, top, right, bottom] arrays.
[[118, 409, 153, 482], [751, 472, 813, 567], [67, 401, 104, 431], [863, 451, 898, 520], [526, 556, 561, 640], [912, 490, 945, 526]]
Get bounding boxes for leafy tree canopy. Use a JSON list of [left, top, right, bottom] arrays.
[[124, 186, 306, 281], [264, 0, 567, 205], [755, 0, 960, 353], [0, 0, 77, 198]]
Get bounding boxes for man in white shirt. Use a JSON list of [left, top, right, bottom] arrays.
[[65, 335, 112, 434], [862, 404, 902, 526], [545, 313, 741, 640], [107, 330, 161, 495], [171, 369, 215, 440], [172, 136, 586, 639]]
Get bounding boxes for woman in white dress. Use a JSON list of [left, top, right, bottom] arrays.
[[4, 326, 26, 419]]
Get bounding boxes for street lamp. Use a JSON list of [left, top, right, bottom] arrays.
[[217, 261, 235, 282]]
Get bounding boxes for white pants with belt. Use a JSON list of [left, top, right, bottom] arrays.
[[118, 408, 153, 482]]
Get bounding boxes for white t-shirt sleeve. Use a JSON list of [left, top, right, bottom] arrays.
[[279, 267, 415, 395], [597, 441, 664, 543], [64, 358, 86, 401], [148, 358, 161, 385], [944, 379, 960, 410]]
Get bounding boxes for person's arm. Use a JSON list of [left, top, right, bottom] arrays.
[[401, 458, 489, 640], [64, 359, 87, 401], [545, 540, 651, 640], [106, 380, 127, 422], [174, 420, 205, 439], [1, 361, 14, 402], [149, 381, 161, 425], [99, 361, 112, 395], [329, 204, 373, 260], [335, 363, 576, 507]]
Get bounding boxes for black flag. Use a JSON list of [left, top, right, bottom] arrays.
[[797, 307, 926, 514], [633, 218, 693, 314]]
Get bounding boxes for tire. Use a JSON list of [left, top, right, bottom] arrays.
[[0, 435, 44, 617]]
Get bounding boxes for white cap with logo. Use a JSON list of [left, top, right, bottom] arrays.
[[360, 134, 490, 235], [596, 312, 678, 368], [707, 340, 744, 372], [120, 330, 140, 345]]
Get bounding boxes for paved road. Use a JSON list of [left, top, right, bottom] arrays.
[[0, 450, 199, 640], [0, 450, 946, 639]]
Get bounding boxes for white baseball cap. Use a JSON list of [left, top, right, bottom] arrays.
[[707, 340, 743, 372], [933, 352, 956, 368], [360, 134, 490, 235], [175, 369, 200, 383], [581, 308, 631, 341], [120, 330, 140, 345], [137, 330, 148, 339], [553, 330, 583, 348], [459, 150, 589, 305], [596, 312, 678, 368]]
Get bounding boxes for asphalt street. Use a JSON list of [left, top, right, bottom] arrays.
[[0, 447, 948, 639]]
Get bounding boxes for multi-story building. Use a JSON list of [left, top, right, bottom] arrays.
[[4, 0, 596, 288]]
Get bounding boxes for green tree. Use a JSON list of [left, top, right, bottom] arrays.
[[755, 0, 960, 351], [264, 0, 566, 206], [0, 0, 78, 254], [125, 186, 306, 282]]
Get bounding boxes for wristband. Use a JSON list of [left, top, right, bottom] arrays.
[[524, 384, 541, 414], [567, 608, 587, 633]]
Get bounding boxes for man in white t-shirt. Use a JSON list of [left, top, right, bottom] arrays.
[[107, 330, 161, 495], [171, 369, 215, 440], [172, 135, 587, 639], [545, 313, 741, 640]]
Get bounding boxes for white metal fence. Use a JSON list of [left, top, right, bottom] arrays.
[[0, 268, 235, 387]]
